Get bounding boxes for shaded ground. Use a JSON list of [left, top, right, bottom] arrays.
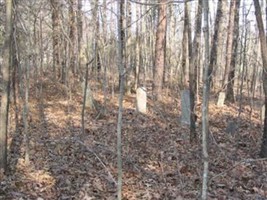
[[0, 78, 266, 200]]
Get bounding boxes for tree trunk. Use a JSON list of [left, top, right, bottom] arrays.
[[39, 17, 44, 75], [189, 0, 202, 142], [238, 2, 249, 118], [118, 0, 126, 90], [153, 0, 167, 101], [253, 0, 267, 158], [212, 0, 227, 89], [226, 0, 240, 103], [125, 0, 133, 94], [222, 0, 236, 89], [69, 0, 78, 76], [11, 9, 20, 132], [202, 0, 210, 198], [134, 4, 140, 90], [102, 0, 107, 114], [23, 55, 30, 165], [0, 0, 12, 172], [92, 0, 101, 79], [77, 0, 83, 72], [51, 0, 61, 80], [117, 1, 126, 199], [210, 0, 227, 90], [180, 1, 190, 88]]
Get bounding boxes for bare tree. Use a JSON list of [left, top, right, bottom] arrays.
[[69, 0, 78, 76], [0, 0, 13, 172], [77, 0, 83, 71], [201, 0, 210, 198], [189, 0, 202, 142], [118, 0, 126, 90], [51, 0, 61, 80], [134, 4, 141, 90], [210, 0, 227, 89], [253, 0, 267, 158], [91, 0, 102, 79], [222, 0, 237, 89], [117, 1, 126, 199], [125, 0, 134, 94], [180, 0, 191, 88], [225, 0, 240, 102], [238, 1, 250, 118], [153, 0, 167, 101]]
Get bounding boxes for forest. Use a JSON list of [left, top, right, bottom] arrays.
[[0, 0, 266, 199]]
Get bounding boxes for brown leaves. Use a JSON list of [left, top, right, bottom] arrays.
[[3, 78, 267, 199]]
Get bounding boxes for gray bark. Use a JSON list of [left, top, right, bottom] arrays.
[[253, 0, 267, 158], [117, 1, 126, 199], [201, 0, 210, 199], [189, 0, 202, 142], [0, 0, 12, 171]]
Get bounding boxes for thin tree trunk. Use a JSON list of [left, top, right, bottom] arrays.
[[238, 2, 249, 118], [181, 1, 190, 88], [69, 0, 78, 76], [125, 0, 133, 94], [202, 0, 210, 198], [153, 0, 167, 101], [23, 55, 30, 165], [189, 0, 202, 142], [118, 0, 125, 90], [117, 1, 126, 199], [134, 5, 140, 90], [39, 18, 44, 75], [12, 19, 19, 132], [51, 0, 61, 80], [226, 0, 240, 102], [253, 0, 267, 158], [77, 0, 83, 73], [102, 0, 107, 114], [103, 58, 107, 115], [222, 0, 236, 89], [0, 0, 12, 172]]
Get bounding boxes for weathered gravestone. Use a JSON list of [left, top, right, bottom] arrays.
[[136, 87, 147, 114], [181, 89, 191, 125], [81, 80, 95, 109], [262, 105, 265, 124], [226, 121, 238, 134], [217, 92, 226, 107]]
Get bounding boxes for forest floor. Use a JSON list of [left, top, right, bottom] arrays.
[[0, 77, 266, 200]]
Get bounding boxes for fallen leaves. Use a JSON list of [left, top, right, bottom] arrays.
[[2, 79, 266, 199]]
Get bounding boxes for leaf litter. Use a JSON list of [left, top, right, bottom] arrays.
[[1, 79, 266, 199]]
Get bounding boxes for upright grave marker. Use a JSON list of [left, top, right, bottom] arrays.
[[226, 121, 238, 134], [136, 87, 147, 114], [217, 92, 226, 107], [81, 80, 95, 109], [262, 105, 265, 124], [181, 89, 191, 125]]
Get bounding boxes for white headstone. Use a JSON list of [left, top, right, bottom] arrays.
[[81, 81, 95, 109], [262, 105, 265, 124], [217, 92, 226, 107], [181, 90, 190, 125], [136, 87, 147, 114]]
